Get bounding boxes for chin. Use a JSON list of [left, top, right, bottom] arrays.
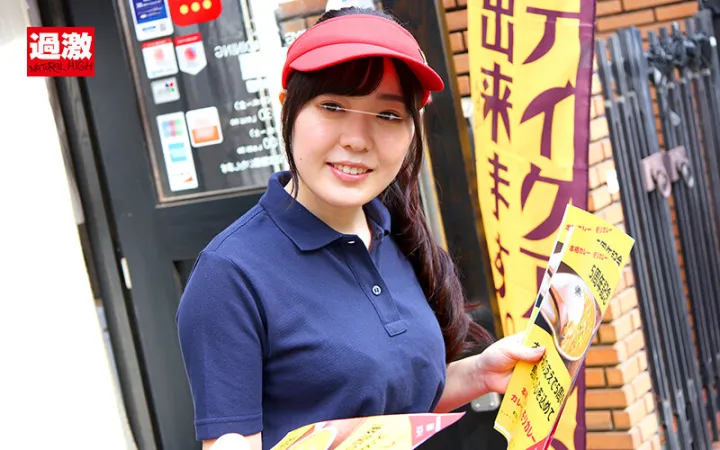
[[322, 193, 373, 209]]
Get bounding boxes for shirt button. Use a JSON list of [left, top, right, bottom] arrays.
[[372, 285, 382, 296]]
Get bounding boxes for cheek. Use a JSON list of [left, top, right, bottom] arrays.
[[376, 128, 414, 170], [291, 110, 335, 164]]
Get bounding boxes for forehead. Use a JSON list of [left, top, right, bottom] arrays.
[[375, 58, 403, 96]]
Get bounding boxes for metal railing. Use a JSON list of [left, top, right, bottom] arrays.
[[595, 11, 720, 449]]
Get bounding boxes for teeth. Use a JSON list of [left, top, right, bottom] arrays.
[[332, 164, 368, 175]]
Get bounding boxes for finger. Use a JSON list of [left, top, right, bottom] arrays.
[[504, 343, 545, 362]]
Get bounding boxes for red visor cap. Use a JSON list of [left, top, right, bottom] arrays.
[[282, 15, 444, 106]]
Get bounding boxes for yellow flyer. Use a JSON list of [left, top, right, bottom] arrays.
[[494, 205, 635, 449], [271, 412, 464, 450]]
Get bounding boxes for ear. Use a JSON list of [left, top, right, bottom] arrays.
[[279, 90, 287, 106]]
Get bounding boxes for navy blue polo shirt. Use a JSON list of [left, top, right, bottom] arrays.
[[176, 171, 446, 450]]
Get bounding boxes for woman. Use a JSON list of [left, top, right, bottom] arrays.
[[177, 7, 545, 450]]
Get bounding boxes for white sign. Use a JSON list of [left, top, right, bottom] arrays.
[[185, 106, 224, 148], [156, 112, 199, 192], [175, 33, 208, 76], [142, 38, 178, 79], [151, 76, 180, 104], [129, 0, 174, 42]]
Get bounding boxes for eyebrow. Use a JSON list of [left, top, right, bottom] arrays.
[[377, 92, 405, 103]]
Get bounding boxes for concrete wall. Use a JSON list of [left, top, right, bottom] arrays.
[[0, 0, 134, 448]]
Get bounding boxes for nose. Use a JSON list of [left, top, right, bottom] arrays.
[[339, 112, 372, 153]]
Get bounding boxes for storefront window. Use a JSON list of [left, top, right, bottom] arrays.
[[117, 0, 382, 203]]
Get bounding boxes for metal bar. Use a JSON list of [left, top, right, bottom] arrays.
[[620, 28, 705, 448], [596, 36, 683, 450], [652, 21, 720, 442]]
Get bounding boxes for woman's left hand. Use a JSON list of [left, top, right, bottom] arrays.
[[472, 332, 545, 395]]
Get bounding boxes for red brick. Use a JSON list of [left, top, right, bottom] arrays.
[[603, 202, 624, 226], [638, 413, 660, 441], [587, 367, 607, 387], [592, 73, 602, 95], [591, 117, 610, 141], [587, 410, 614, 430], [587, 428, 643, 449], [589, 139, 607, 166], [589, 166, 601, 190], [457, 75, 470, 97], [599, 310, 635, 343], [443, 0, 457, 9], [457, 0, 467, 5], [618, 287, 639, 313], [654, 2, 699, 21], [589, 186, 612, 212], [624, 266, 635, 288], [623, 329, 646, 356], [587, 342, 628, 366], [449, 31, 464, 53], [623, 0, 676, 11], [606, 354, 641, 387], [587, 385, 635, 408], [453, 53, 468, 74], [445, 10, 468, 32], [597, 10, 655, 32], [612, 395, 649, 429], [598, 0, 623, 16], [594, 95, 606, 118], [632, 371, 653, 398]]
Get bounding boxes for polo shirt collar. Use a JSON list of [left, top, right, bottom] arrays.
[[260, 171, 392, 252]]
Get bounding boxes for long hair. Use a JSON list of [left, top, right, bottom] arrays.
[[281, 7, 493, 362]]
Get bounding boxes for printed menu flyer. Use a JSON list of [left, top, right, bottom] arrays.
[[270, 412, 464, 450], [494, 204, 635, 449]]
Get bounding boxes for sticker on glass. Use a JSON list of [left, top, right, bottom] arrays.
[[142, 38, 178, 79], [129, 0, 174, 42], [156, 111, 198, 191], [151, 76, 180, 104], [174, 33, 207, 75], [185, 106, 223, 147], [169, 0, 223, 27]]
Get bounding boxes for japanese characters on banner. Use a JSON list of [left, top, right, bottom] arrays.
[[467, 0, 596, 448]]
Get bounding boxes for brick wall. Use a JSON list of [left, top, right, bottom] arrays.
[[442, 0, 699, 447]]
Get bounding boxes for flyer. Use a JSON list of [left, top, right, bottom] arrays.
[[151, 76, 180, 104], [270, 412, 465, 450], [494, 204, 635, 449]]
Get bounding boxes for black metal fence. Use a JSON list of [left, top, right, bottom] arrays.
[[595, 10, 720, 449]]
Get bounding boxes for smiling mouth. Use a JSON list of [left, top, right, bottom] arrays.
[[329, 163, 372, 175]]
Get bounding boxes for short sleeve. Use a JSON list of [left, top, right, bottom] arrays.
[[176, 251, 266, 440]]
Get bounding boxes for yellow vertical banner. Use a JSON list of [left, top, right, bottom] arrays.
[[467, 0, 597, 447]]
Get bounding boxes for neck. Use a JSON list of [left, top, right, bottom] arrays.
[[285, 177, 370, 240]]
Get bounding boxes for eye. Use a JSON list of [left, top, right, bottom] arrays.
[[320, 102, 344, 112], [377, 111, 403, 121]]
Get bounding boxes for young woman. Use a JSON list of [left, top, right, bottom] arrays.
[[176, 7, 545, 450]]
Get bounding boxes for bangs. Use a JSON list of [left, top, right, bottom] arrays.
[[285, 57, 424, 110], [303, 57, 386, 98]]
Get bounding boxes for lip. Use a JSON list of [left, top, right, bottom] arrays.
[[328, 161, 371, 170], [327, 162, 372, 182]]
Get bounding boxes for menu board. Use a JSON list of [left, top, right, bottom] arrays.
[[120, 0, 288, 201]]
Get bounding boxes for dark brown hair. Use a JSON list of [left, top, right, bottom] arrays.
[[281, 7, 493, 362]]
